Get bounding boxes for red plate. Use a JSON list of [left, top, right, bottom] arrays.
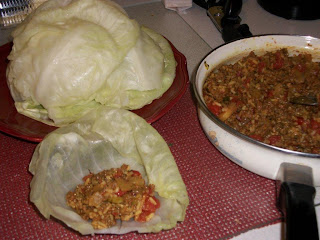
[[0, 41, 189, 142]]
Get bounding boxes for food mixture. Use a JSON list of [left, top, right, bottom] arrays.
[[203, 49, 320, 154], [66, 165, 160, 229]]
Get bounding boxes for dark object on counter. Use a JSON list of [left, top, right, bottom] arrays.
[[193, 0, 253, 42], [277, 163, 319, 240], [258, 0, 320, 20]]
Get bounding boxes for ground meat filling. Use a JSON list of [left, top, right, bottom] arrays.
[[203, 49, 320, 154], [66, 164, 160, 229]]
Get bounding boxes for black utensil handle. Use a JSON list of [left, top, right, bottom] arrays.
[[221, 23, 252, 42], [220, 0, 253, 42], [223, 0, 242, 18], [279, 182, 319, 240]]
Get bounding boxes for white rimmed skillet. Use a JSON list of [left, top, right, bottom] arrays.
[[193, 35, 320, 240]]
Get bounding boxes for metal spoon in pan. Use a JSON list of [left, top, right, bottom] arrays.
[[289, 95, 318, 106]]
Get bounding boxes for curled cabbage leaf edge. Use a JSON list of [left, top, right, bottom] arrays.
[[29, 106, 189, 235]]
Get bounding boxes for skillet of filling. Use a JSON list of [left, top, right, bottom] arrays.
[[203, 49, 320, 154], [66, 164, 160, 229]]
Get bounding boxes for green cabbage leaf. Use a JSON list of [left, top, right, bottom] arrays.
[[6, 0, 176, 127], [29, 106, 189, 235]]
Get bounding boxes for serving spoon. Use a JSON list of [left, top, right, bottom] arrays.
[[289, 95, 319, 106]]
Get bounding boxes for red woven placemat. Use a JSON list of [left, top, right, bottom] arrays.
[[0, 87, 282, 240]]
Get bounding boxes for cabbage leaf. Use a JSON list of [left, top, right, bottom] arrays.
[[29, 106, 189, 235]]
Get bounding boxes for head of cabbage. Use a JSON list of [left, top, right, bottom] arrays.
[[6, 0, 176, 127]]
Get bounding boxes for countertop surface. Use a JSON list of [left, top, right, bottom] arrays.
[[1, 0, 319, 239]]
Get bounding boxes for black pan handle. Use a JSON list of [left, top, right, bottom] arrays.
[[279, 182, 319, 240]]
